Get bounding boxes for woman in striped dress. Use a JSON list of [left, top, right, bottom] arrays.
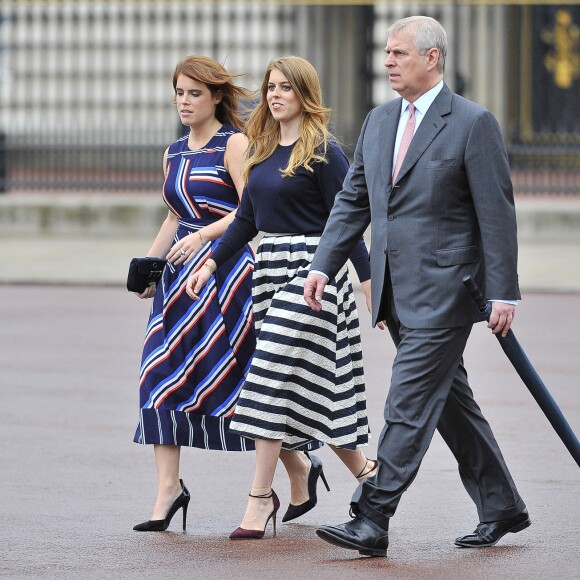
[[131, 56, 257, 531], [187, 56, 379, 538]]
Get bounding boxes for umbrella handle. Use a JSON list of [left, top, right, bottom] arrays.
[[462, 276, 491, 317]]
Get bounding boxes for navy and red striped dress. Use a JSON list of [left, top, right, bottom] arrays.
[[133, 125, 256, 451]]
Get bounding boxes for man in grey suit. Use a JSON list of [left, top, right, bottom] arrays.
[[304, 15, 530, 557]]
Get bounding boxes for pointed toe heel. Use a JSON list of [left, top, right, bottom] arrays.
[[229, 490, 280, 540], [133, 479, 191, 532], [282, 452, 330, 523]]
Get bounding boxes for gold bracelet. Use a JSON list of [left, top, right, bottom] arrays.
[[203, 262, 216, 275], [197, 231, 204, 245]]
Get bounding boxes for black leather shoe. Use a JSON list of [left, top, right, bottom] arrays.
[[455, 510, 531, 548], [316, 514, 388, 557]]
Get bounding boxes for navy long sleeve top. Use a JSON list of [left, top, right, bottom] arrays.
[[211, 141, 371, 282]]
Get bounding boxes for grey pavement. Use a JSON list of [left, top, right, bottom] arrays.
[[1, 193, 580, 578], [1, 286, 579, 579]]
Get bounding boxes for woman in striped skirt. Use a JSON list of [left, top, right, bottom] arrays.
[[186, 56, 379, 538]]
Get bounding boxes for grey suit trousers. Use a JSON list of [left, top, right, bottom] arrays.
[[352, 287, 526, 531]]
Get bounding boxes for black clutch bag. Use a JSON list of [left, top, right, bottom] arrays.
[[127, 257, 168, 293]]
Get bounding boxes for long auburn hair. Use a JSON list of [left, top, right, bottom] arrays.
[[172, 55, 251, 131], [243, 56, 332, 182]]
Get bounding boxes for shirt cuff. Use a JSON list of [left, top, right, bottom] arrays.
[[308, 269, 329, 281], [489, 299, 518, 306]]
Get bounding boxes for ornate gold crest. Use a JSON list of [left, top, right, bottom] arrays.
[[541, 10, 580, 89]]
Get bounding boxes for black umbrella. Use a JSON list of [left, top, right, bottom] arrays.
[[463, 276, 580, 468]]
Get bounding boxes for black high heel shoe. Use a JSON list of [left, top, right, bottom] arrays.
[[133, 479, 190, 532], [282, 452, 330, 523], [229, 489, 280, 539]]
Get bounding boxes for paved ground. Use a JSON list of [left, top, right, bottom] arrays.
[[1, 285, 579, 579], [1, 193, 579, 578]]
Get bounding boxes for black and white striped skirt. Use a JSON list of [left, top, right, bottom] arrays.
[[228, 234, 369, 450]]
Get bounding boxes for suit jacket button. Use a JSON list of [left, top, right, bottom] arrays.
[[388, 215, 394, 221]]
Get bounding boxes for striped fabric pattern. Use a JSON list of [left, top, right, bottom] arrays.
[[229, 235, 369, 451], [133, 126, 256, 451]]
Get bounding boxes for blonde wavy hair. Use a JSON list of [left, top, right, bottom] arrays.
[[243, 56, 332, 182], [172, 55, 251, 131]]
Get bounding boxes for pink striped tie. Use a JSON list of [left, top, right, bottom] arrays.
[[392, 103, 415, 182]]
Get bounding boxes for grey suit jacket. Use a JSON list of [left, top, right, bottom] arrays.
[[311, 83, 520, 329]]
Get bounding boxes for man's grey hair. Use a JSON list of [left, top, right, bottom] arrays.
[[387, 16, 447, 73]]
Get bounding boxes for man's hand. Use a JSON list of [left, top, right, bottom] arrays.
[[304, 273, 328, 311], [487, 301, 515, 337]]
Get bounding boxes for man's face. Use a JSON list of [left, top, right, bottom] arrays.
[[384, 29, 436, 102]]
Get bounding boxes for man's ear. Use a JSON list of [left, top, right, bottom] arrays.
[[426, 48, 439, 71]]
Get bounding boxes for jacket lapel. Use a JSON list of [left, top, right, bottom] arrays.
[[380, 100, 401, 187], [394, 84, 453, 183]]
